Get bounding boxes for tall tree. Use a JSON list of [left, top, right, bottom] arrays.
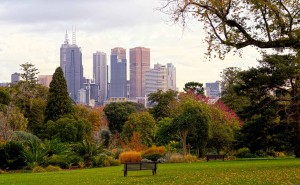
[[45, 67, 74, 122], [183, 81, 205, 95], [220, 67, 250, 113], [148, 89, 178, 121], [161, 0, 300, 59], [235, 54, 299, 155], [20, 62, 39, 86], [121, 112, 156, 147], [173, 98, 210, 157]]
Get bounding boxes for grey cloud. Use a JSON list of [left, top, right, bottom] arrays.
[[0, 0, 162, 32]]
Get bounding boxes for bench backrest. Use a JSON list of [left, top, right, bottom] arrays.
[[125, 162, 157, 170]]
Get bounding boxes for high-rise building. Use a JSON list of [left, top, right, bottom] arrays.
[[129, 47, 150, 98], [11, 72, 20, 84], [60, 31, 83, 102], [206, 81, 222, 98], [145, 63, 168, 95], [145, 63, 177, 96], [93, 51, 107, 104], [38, 75, 52, 88], [110, 47, 127, 97], [167, 63, 176, 91]]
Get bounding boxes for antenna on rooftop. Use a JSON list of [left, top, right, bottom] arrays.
[[72, 25, 76, 45], [64, 30, 69, 44]]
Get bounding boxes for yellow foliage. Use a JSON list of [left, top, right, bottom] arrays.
[[119, 151, 142, 163], [143, 146, 166, 155]]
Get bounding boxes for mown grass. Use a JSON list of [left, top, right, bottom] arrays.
[[1, 158, 300, 185]]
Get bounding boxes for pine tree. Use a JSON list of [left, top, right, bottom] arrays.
[[45, 67, 74, 122]]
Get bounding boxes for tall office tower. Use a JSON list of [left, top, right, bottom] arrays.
[[206, 81, 222, 98], [60, 30, 83, 102], [11, 72, 20, 84], [38, 75, 53, 88], [110, 47, 127, 97], [145, 63, 168, 95], [167, 63, 176, 91], [93, 51, 107, 104], [129, 47, 150, 98]]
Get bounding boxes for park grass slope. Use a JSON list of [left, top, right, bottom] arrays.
[[0, 158, 300, 185]]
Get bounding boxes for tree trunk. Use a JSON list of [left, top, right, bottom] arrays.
[[182, 131, 188, 157], [294, 73, 300, 158]]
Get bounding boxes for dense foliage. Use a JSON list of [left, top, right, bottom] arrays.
[[45, 67, 74, 122]]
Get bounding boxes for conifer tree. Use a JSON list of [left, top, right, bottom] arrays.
[[45, 67, 74, 122]]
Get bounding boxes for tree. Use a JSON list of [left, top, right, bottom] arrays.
[[206, 104, 238, 154], [43, 117, 91, 143], [161, 0, 300, 157], [173, 98, 210, 157], [233, 54, 299, 155], [148, 89, 178, 121], [155, 117, 176, 146], [220, 67, 250, 113], [20, 62, 39, 86], [183, 81, 205, 95], [161, 1, 300, 59], [104, 102, 145, 134], [121, 112, 156, 146], [45, 67, 74, 122]]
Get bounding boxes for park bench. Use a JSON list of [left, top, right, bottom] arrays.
[[206, 154, 225, 162], [123, 162, 157, 176]]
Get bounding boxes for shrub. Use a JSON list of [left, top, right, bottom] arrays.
[[119, 151, 142, 163], [0, 170, 7, 174], [0, 141, 26, 170], [109, 159, 121, 166], [92, 154, 111, 167], [47, 155, 70, 169], [45, 165, 62, 172], [275, 152, 285, 158], [157, 158, 167, 163], [78, 161, 85, 168], [143, 153, 163, 161], [143, 146, 166, 155], [32, 166, 45, 173], [184, 154, 198, 162], [169, 153, 184, 163], [141, 158, 153, 162], [236, 147, 255, 158], [112, 148, 123, 159]]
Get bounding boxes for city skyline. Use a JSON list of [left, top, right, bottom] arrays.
[[0, 0, 264, 90]]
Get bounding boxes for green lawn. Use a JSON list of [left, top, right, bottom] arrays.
[[1, 158, 300, 185]]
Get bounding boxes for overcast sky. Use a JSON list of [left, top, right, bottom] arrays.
[[0, 0, 263, 90]]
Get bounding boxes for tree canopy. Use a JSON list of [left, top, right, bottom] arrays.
[[183, 81, 205, 95], [104, 102, 145, 134], [45, 67, 74, 122], [20, 62, 39, 86], [148, 89, 178, 121], [161, 0, 300, 59]]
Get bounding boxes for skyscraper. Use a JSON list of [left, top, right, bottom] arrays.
[[38, 75, 52, 88], [93, 51, 107, 104], [11, 72, 20, 84], [60, 31, 83, 102], [110, 47, 127, 97], [167, 63, 176, 91], [145, 63, 168, 95], [206, 81, 222, 98], [129, 47, 150, 98]]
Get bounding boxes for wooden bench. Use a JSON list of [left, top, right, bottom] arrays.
[[123, 162, 157, 176], [206, 155, 225, 162]]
